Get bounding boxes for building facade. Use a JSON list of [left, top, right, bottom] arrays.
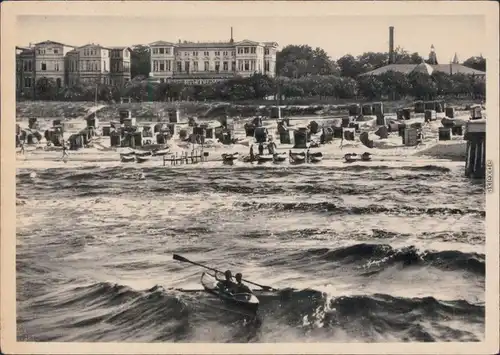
[[110, 47, 132, 87], [149, 39, 278, 84], [16, 41, 132, 95], [16, 40, 76, 96]]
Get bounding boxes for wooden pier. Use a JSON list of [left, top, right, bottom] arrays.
[[464, 119, 486, 178], [163, 149, 209, 166]]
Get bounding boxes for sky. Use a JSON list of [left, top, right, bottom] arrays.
[[16, 11, 485, 63]]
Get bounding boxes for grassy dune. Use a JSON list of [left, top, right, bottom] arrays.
[[16, 98, 481, 121]]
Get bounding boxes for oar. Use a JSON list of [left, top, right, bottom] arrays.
[[173, 254, 276, 291]]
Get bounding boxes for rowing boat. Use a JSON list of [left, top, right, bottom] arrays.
[[309, 152, 323, 163], [136, 156, 150, 164], [289, 151, 306, 164], [200, 272, 259, 314], [257, 154, 274, 163], [120, 155, 135, 163], [222, 152, 239, 162], [273, 152, 288, 163]]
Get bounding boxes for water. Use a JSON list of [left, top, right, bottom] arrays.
[[16, 159, 485, 343]]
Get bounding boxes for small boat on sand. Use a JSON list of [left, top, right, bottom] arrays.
[[257, 154, 274, 163], [153, 149, 170, 156], [273, 152, 288, 163], [135, 150, 152, 157], [120, 155, 135, 163], [309, 152, 323, 163], [222, 152, 239, 162], [289, 150, 306, 164], [344, 152, 372, 163], [136, 156, 150, 164], [344, 153, 357, 163], [360, 152, 372, 161]]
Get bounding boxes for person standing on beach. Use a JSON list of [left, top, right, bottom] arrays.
[[19, 141, 25, 155], [62, 141, 69, 159]]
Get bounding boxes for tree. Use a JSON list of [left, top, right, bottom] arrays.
[[357, 75, 384, 100], [130, 45, 151, 79], [357, 52, 389, 72], [35, 77, 58, 100], [337, 54, 364, 78], [463, 56, 486, 72], [276, 45, 338, 78]]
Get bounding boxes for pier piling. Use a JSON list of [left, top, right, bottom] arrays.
[[464, 120, 486, 178]]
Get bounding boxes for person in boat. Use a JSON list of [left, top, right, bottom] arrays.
[[217, 270, 237, 293], [234, 273, 252, 294]]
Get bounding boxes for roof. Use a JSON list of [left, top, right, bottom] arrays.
[[413, 62, 434, 75], [433, 64, 485, 76], [149, 41, 176, 47], [361, 63, 486, 76], [77, 43, 112, 50], [176, 42, 235, 48], [34, 40, 75, 48], [109, 46, 132, 51], [263, 41, 279, 47]]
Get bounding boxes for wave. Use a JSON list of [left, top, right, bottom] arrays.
[[236, 201, 485, 217], [17, 281, 484, 343], [291, 243, 486, 276]]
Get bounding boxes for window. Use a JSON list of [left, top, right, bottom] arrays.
[[104, 61, 107, 71], [153, 60, 158, 72], [215, 51, 220, 56], [166, 60, 171, 71], [41, 62, 47, 71], [193, 61, 198, 71], [237, 48, 242, 54], [215, 61, 220, 72], [265, 48, 270, 55], [177, 62, 182, 72], [244, 47, 249, 54], [232, 51, 235, 56], [251, 47, 256, 54], [153, 48, 158, 54], [223, 51, 228, 56], [223, 61, 228, 71], [244, 60, 249, 71], [184, 61, 190, 73], [54, 49, 59, 54], [204, 61, 209, 71], [232, 61, 236, 71], [24, 77, 32, 88], [193, 51, 198, 56], [204, 51, 209, 56], [55, 63, 60, 71], [159, 48, 164, 54], [125, 50, 129, 57], [56, 78, 62, 88], [165, 48, 170, 55], [160, 62, 165, 71], [265, 60, 270, 72], [38, 49, 45, 55]]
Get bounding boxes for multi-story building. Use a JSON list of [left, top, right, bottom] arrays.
[[149, 37, 278, 84], [109, 47, 132, 87], [67, 44, 111, 86], [34, 40, 76, 88], [16, 40, 75, 96], [16, 46, 35, 96]]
